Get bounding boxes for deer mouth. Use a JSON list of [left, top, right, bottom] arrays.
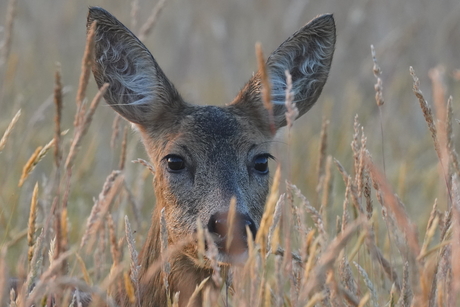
[[216, 249, 249, 265], [207, 233, 250, 265], [206, 229, 256, 265]]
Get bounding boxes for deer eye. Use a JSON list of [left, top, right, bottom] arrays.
[[253, 155, 270, 174], [166, 155, 185, 171]]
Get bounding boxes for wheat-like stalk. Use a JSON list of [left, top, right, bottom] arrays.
[[256, 42, 275, 135], [27, 182, 39, 267], [0, 248, 6, 306], [137, 0, 168, 41], [354, 262, 378, 307], [317, 118, 329, 192], [53, 63, 63, 168], [300, 218, 364, 303], [267, 194, 284, 254], [186, 277, 210, 307], [447, 96, 460, 177], [225, 196, 237, 252], [18, 138, 55, 187], [371, 45, 387, 175], [320, 155, 333, 230], [0, 0, 17, 68], [25, 228, 44, 293], [80, 170, 122, 249], [130, 0, 140, 32], [410, 67, 440, 160], [367, 155, 421, 256], [0, 109, 21, 152], [160, 208, 171, 295], [256, 165, 280, 255], [118, 125, 128, 170], [74, 20, 97, 127], [107, 214, 120, 295], [451, 174, 460, 301], [132, 158, 155, 174], [66, 83, 108, 171], [204, 229, 222, 287], [110, 114, 121, 149], [371, 45, 384, 107], [74, 254, 91, 289], [284, 70, 298, 129], [289, 182, 328, 243], [338, 257, 359, 300], [9, 288, 17, 307], [123, 180, 142, 229], [125, 215, 141, 307], [196, 219, 205, 264]]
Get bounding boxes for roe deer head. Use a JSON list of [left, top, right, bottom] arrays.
[[87, 7, 335, 307]]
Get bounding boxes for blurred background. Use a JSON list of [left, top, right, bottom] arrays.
[[0, 0, 459, 267]]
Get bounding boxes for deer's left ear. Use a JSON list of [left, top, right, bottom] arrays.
[[231, 14, 336, 130], [87, 7, 188, 130]]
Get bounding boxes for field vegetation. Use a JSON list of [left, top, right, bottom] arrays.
[[0, 0, 459, 306]]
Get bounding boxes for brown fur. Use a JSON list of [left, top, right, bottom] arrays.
[[87, 7, 335, 307]]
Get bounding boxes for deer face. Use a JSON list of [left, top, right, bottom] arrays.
[[147, 105, 270, 263], [88, 7, 335, 265]]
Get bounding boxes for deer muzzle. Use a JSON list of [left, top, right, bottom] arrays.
[[207, 212, 257, 261]]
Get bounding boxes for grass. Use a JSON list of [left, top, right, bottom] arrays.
[[0, 0, 460, 306]]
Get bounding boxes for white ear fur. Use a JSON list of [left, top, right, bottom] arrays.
[[267, 14, 336, 118], [94, 38, 159, 107], [88, 7, 185, 127], [230, 14, 335, 130], [269, 40, 333, 106]]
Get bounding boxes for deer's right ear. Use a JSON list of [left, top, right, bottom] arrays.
[[230, 14, 335, 131], [87, 7, 187, 127]]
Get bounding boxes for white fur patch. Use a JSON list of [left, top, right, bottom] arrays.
[[96, 33, 158, 107], [269, 40, 332, 106]]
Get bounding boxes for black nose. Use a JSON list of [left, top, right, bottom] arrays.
[[207, 212, 257, 254]]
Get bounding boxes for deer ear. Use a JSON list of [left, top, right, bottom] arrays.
[[231, 14, 336, 130], [87, 7, 187, 127]]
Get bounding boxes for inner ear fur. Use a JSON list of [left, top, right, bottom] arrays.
[[231, 14, 336, 130], [88, 7, 187, 128]]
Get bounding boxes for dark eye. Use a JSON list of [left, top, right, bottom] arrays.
[[253, 155, 269, 174], [166, 155, 185, 171]]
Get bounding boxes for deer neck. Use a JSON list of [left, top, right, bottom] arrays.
[[138, 207, 213, 307]]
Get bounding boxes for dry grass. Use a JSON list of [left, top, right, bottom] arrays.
[[256, 42, 276, 135], [0, 110, 20, 154], [0, 0, 460, 306]]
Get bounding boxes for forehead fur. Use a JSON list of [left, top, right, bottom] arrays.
[[141, 105, 271, 158], [183, 106, 242, 140]]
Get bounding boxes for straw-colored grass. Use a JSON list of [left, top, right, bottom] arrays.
[[0, 1, 459, 307]]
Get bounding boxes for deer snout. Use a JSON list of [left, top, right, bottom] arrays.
[[207, 212, 257, 255]]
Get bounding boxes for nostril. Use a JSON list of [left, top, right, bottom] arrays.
[[242, 215, 257, 240], [208, 213, 228, 239]]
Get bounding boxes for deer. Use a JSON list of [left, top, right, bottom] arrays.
[[87, 7, 335, 307]]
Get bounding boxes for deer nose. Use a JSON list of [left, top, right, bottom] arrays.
[[207, 212, 257, 254]]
